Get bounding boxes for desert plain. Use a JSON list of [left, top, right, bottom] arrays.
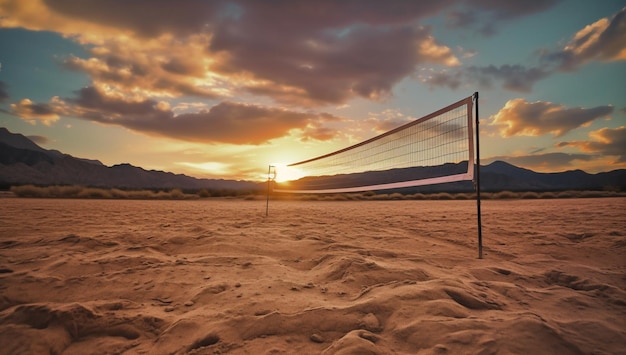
[[0, 197, 624, 354]]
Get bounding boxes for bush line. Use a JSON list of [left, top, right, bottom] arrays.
[[6, 185, 625, 200], [268, 189, 625, 201], [8, 185, 255, 199]]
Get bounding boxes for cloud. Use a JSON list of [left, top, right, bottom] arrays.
[[68, 86, 327, 144], [541, 6, 626, 71], [0, 80, 8, 102], [1, 0, 461, 107], [42, 0, 220, 38], [0, 0, 219, 40], [490, 98, 614, 137], [365, 109, 413, 134], [428, 7, 625, 93], [446, 0, 561, 35], [10, 98, 61, 125], [210, 20, 459, 106], [421, 64, 549, 92], [557, 126, 626, 163], [485, 126, 626, 172], [418, 68, 463, 90], [467, 65, 549, 92], [299, 125, 337, 142], [61, 35, 226, 100], [12, 86, 343, 145]]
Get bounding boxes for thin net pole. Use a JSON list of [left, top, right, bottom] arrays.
[[265, 165, 275, 217], [273, 94, 475, 194], [474, 92, 483, 259]]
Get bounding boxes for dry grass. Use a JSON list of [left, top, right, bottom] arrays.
[[273, 190, 625, 201], [10, 185, 198, 200], [7, 184, 625, 200]]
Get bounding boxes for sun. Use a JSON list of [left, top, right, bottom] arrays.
[[272, 163, 306, 183]]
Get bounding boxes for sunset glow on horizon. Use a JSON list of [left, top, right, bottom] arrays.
[[0, 1, 624, 181], [270, 164, 307, 183]]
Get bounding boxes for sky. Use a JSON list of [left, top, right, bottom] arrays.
[[0, 0, 624, 182]]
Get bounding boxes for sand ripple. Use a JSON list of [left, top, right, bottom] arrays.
[[0, 198, 624, 354]]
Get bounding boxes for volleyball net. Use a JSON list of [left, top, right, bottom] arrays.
[[271, 93, 477, 194], [266, 92, 483, 258]]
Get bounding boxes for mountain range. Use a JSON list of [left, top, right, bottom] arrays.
[[0, 127, 258, 191], [1, 127, 624, 192], [276, 160, 626, 193]]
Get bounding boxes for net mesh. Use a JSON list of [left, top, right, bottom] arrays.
[[273, 94, 475, 193]]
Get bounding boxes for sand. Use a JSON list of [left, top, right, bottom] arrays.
[[0, 197, 624, 354]]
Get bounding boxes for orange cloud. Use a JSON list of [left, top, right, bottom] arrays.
[[419, 36, 460, 66], [366, 109, 413, 134], [543, 6, 626, 70], [491, 98, 613, 137], [1, 0, 461, 107], [0, 0, 218, 40], [427, 7, 626, 93], [62, 34, 226, 100], [10, 98, 61, 125], [11, 86, 343, 145], [557, 126, 626, 163], [211, 24, 460, 106]]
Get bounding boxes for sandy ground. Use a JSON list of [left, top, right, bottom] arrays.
[[0, 197, 624, 354]]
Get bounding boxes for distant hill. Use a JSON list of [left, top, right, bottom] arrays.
[[0, 127, 259, 191], [479, 161, 625, 192], [2, 127, 624, 193], [276, 161, 626, 193]]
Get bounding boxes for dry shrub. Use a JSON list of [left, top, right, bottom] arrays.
[[10, 185, 44, 197], [110, 188, 129, 198], [55, 185, 82, 197], [521, 191, 540, 199], [10, 185, 84, 198], [77, 187, 112, 199], [579, 190, 609, 198], [154, 190, 170, 199], [430, 192, 454, 200], [539, 191, 557, 199], [126, 190, 156, 199], [557, 190, 580, 198], [358, 193, 375, 200], [46, 186, 64, 197], [454, 193, 473, 200], [388, 193, 405, 200], [169, 188, 185, 199], [151, 189, 192, 199], [492, 191, 518, 199]]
